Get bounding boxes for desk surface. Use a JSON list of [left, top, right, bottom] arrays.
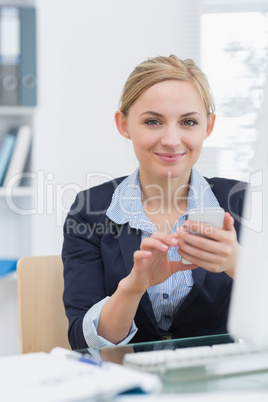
[[78, 334, 268, 395]]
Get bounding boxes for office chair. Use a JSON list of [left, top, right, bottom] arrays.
[[17, 255, 70, 353]]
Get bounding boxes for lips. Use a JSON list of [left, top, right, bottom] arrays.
[[155, 152, 185, 163]]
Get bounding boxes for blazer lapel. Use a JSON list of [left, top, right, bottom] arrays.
[[174, 268, 207, 318], [116, 224, 140, 276], [116, 223, 158, 327]]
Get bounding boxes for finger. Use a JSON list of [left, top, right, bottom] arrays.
[[178, 230, 233, 256], [141, 234, 179, 252], [133, 250, 153, 276], [180, 220, 217, 240], [177, 225, 215, 246], [133, 250, 152, 260], [181, 212, 235, 238], [179, 249, 222, 272], [140, 237, 169, 253], [178, 238, 225, 263], [179, 221, 232, 243], [222, 212, 234, 231], [178, 240, 227, 270], [151, 232, 180, 247]]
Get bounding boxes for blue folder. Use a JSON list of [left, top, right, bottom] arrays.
[[0, 259, 17, 277], [0, 133, 16, 185]]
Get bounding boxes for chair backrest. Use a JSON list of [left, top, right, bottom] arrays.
[[17, 255, 70, 353]]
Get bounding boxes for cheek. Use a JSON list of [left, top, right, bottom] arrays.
[[130, 137, 150, 159], [132, 133, 157, 150], [183, 135, 204, 150]]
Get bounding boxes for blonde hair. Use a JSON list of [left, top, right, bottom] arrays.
[[119, 55, 215, 116]]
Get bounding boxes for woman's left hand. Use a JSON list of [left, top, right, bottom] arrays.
[[177, 212, 240, 279]]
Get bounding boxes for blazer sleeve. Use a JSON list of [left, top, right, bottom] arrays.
[[62, 189, 109, 349]]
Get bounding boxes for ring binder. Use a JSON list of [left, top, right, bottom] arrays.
[[20, 6, 37, 106], [0, 6, 37, 106], [0, 7, 20, 105]]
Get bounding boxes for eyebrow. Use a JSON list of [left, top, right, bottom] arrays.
[[139, 111, 202, 118], [139, 111, 163, 117], [180, 111, 202, 118]]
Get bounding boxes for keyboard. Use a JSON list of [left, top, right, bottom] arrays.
[[123, 342, 268, 378]]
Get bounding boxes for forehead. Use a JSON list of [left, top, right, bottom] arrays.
[[130, 79, 206, 115]]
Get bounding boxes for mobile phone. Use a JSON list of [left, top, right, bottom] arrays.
[[181, 207, 225, 265]]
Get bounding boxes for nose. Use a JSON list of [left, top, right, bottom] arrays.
[[161, 125, 181, 148]]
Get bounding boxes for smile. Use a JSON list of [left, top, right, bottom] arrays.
[[155, 152, 185, 163]]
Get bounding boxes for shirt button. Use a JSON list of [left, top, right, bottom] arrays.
[[164, 314, 171, 319], [163, 293, 169, 300]]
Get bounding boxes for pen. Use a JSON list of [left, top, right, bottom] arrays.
[[67, 352, 103, 367], [79, 354, 103, 366], [51, 347, 103, 367]]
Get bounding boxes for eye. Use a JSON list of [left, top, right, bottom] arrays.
[[182, 119, 197, 127], [145, 119, 161, 126]]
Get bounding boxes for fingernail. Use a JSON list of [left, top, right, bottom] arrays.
[[161, 244, 169, 251], [170, 238, 178, 245]]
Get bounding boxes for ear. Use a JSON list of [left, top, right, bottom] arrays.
[[205, 113, 216, 139], [114, 111, 131, 140]]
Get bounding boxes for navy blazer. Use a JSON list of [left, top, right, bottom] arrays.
[[62, 176, 247, 349]]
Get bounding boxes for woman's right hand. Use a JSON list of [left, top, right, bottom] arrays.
[[122, 232, 198, 294]]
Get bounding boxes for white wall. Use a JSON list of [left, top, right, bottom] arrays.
[[33, 0, 199, 255]]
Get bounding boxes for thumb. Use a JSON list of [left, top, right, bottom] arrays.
[[223, 212, 234, 231]]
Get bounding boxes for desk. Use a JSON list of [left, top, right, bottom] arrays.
[[79, 334, 268, 396]]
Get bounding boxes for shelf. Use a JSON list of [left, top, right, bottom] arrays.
[[0, 107, 35, 116], [0, 187, 34, 197]]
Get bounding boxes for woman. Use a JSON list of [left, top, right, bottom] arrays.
[[62, 55, 246, 349]]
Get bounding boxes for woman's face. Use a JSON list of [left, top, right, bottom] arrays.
[[116, 79, 215, 182]]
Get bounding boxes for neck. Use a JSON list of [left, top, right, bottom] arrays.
[[139, 169, 191, 215]]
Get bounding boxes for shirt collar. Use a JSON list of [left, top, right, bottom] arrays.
[[106, 168, 220, 231]]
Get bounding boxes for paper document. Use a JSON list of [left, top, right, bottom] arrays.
[[0, 349, 161, 401]]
